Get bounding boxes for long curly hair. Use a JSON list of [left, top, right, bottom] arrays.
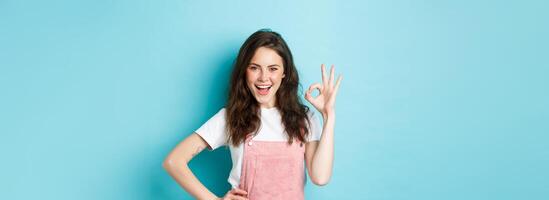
[[226, 29, 311, 146]]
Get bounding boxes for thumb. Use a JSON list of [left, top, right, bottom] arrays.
[[305, 83, 321, 102], [307, 83, 323, 97]]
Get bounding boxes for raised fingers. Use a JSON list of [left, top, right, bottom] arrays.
[[334, 75, 343, 96], [321, 64, 328, 86], [329, 65, 335, 87]]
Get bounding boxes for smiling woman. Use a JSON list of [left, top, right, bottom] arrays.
[[162, 29, 342, 200], [245, 47, 285, 108], [226, 30, 312, 148], [246, 49, 284, 101]]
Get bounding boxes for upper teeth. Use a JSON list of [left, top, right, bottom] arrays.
[[257, 85, 271, 89]]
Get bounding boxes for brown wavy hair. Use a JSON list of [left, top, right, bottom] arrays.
[[226, 29, 311, 146]]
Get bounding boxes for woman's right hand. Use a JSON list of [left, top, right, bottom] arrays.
[[219, 188, 248, 200]]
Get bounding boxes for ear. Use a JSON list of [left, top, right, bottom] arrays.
[[282, 73, 286, 78]]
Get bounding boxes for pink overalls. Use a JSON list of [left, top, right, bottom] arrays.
[[238, 135, 306, 200]]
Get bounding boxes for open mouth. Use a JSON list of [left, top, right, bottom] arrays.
[[255, 84, 272, 95]]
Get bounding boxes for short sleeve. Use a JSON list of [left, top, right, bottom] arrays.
[[195, 108, 227, 150], [306, 110, 323, 142]]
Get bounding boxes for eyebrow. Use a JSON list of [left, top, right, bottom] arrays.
[[249, 62, 281, 68]]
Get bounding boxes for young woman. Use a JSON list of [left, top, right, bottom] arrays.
[[163, 29, 342, 200]]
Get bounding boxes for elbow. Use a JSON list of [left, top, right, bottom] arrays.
[[162, 157, 186, 170], [309, 167, 333, 186], [162, 159, 171, 170], [311, 176, 331, 186]]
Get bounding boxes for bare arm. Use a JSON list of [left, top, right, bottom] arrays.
[[305, 114, 335, 186], [162, 133, 219, 199], [304, 64, 342, 186]]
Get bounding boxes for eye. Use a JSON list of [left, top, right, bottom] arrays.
[[249, 66, 258, 71], [269, 67, 278, 72]]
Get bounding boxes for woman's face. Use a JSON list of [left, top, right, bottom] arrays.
[[246, 47, 285, 108]]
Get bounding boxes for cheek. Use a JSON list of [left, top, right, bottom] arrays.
[[246, 71, 256, 83], [273, 72, 284, 83]]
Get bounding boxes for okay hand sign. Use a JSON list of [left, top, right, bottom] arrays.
[[305, 64, 343, 118]]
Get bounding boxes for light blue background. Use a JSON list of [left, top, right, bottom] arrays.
[[1, 0, 548, 199]]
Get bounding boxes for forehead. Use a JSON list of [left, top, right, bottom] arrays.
[[249, 47, 284, 66]]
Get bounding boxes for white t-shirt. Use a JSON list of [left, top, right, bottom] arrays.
[[195, 107, 323, 188]]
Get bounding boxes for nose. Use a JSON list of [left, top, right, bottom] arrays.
[[259, 69, 269, 81]]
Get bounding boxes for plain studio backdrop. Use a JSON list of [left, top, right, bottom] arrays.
[[1, 0, 547, 199]]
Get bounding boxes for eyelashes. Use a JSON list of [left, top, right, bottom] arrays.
[[248, 66, 279, 72]]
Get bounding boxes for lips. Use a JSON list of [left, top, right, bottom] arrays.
[[255, 84, 272, 95]]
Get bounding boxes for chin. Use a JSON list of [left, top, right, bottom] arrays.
[[255, 97, 271, 104], [254, 94, 274, 105]]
